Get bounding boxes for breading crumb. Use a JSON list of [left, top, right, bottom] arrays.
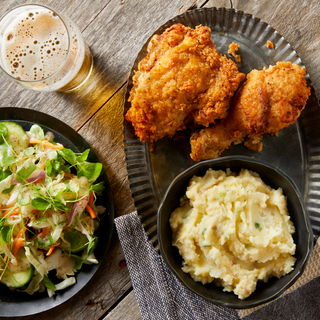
[[267, 40, 275, 49], [228, 42, 241, 62]]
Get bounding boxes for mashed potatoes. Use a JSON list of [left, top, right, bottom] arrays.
[[169, 168, 296, 299]]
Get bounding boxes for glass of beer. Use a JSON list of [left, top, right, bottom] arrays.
[[0, 4, 93, 92]]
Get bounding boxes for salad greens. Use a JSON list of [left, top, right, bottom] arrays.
[[0, 122, 105, 297]]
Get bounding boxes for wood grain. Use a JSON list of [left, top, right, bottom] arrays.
[[79, 84, 135, 217], [103, 291, 142, 320], [229, 0, 320, 98], [0, 0, 202, 131], [203, 0, 231, 8], [0, 0, 111, 128], [0, 1, 200, 320], [0, 0, 319, 319]]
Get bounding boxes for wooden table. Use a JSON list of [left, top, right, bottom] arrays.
[[0, 0, 319, 319]]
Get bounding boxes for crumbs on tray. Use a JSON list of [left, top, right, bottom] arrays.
[[228, 42, 241, 62], [267, 40, 275, 49]]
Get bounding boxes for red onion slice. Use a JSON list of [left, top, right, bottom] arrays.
[[13, 170, 45, 184], [65, 196, 89, 228], [12, 178, 20, 184], [27, 171, 45, 183]]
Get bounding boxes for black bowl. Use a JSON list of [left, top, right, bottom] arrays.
[[158, 156, 313, 309]]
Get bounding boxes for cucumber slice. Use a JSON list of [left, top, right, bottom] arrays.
[[0, 123, 8, 144], [0, 248, 34, 288], [0, 122, 28, 155]]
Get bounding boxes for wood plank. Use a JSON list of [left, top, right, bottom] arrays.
[[79, 85, 135, 216], [0, 0, 112, 128], [202, 0, 231, 8], [0, 0, 109, 130], [0, 0, 200, 132], [0, 0, 108, 29], [228, 0, 320, 98], [2, 1, 317, 320], [103, 291, 142, 320]]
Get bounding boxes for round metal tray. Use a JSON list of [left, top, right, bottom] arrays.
[[123, 7, 320, 248]]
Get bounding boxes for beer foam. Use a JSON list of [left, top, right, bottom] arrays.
[[2, 8, 69, 81]]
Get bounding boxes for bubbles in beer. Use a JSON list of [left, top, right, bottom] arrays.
[[0, 4, 92, 91], [2, 8, 69, 81]]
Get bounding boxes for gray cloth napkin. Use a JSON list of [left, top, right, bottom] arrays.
[[114, 211, 320, 320]]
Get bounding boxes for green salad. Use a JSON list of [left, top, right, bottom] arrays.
[[0, 121, 105, 296]]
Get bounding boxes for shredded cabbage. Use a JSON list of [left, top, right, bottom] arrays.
[[0, 124, 105, 296]]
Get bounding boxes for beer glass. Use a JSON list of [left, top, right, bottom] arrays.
[[0, 4, 93, 92]]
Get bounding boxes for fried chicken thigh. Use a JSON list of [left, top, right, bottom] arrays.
[[126, 24, 245, 143], [190, 62, 311, 161]]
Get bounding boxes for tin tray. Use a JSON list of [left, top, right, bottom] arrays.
[[123, 7, 320, 248]]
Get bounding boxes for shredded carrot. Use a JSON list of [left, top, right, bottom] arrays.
[[88, 191, 94, 207], [46, 245, 55, 256], [85, 204, 96, 219], [16, 228, 25, 239], [11, 228, 26, 256], [30, 209, 38, 214], [40, 163, 46, 170], [3, 207, 20, 217], [12, 238, 23, 256], [64, 173, 76, 178], [12, 228, 25, 250], [4, 255, 11, 267], [29, 139, 64, 150], [4, 253, 11, 266], [39, 226, 51, 237]]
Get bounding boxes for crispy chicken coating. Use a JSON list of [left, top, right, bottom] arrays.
[[126, 24, 245, 143], [228, 42, 241, 62], [190, 62, 311, 161], [267, 41, 275, 49]]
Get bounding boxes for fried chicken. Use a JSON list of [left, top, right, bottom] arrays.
[[190, 62, 311, 161], [126, 24, 245, 143]]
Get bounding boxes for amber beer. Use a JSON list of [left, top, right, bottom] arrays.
[[0, 4, 93, 92]]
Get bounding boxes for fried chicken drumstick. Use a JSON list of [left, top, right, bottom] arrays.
[[190, 62, 311, 161], [126, 24, 245, 143]]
